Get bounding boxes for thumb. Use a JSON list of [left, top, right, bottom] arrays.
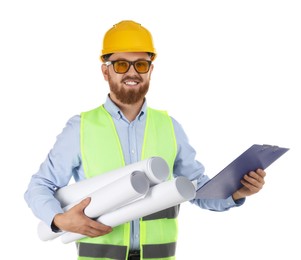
[[76, 197, 91, 212]]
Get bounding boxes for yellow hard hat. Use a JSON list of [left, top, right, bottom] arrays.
[[100, 20, 157, 62]]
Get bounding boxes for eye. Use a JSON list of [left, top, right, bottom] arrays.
[[135, 61, 148, 72], [114, 61, 129, 72], [117, 61, 128, 67]]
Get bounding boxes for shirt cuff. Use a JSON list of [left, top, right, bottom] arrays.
[[224, 196, 245, 208], [51, 221, 62, 233], [42, 202, 64, 228]]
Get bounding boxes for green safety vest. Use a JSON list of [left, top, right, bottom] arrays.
[[77, 105, 178, 260]]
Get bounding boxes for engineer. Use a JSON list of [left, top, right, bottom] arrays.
[[24, 20, 266, 260]]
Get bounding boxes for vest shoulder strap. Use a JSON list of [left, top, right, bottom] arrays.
[[143, 107, 177, 178], [81, 105, 125, 178]]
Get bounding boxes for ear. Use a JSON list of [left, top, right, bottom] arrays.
[[149, 64, 154, 80], [101, 64, 109, 81]]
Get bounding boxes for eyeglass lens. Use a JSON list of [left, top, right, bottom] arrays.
[[113, 60, 150, 74]]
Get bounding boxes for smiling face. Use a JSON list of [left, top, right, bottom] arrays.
[[101, 52, 153, 106]]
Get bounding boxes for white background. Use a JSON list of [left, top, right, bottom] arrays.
[[1, 0, 300, 259]]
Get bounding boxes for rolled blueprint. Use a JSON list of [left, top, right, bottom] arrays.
[[55, 156, 169, 208], [66, 171, 150, 217], [60, 176, 196, 244], [37, 220, 63, 241], [37, 171, 150, 241]]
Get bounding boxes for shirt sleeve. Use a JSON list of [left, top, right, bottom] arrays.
[[171, 117, 245, 211], [24, 115, 81, 227]]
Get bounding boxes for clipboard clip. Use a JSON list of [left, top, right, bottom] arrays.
[[262, 144, 280, 152]]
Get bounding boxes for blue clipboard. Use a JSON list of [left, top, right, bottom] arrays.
[[195, 144, 289, 199]]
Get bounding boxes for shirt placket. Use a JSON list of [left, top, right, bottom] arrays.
[[128, 120, 140, 250]]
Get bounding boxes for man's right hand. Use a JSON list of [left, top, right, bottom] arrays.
[[53, 197, 113, 237]]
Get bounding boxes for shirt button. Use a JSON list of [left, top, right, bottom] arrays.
[[131, 149, 135, 154]]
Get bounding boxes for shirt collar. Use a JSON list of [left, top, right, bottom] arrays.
[[103, 95, 147, 121]]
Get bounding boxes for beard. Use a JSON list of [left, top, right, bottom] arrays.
[[108, 74, 149, 105]]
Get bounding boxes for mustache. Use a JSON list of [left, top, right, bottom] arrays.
[[122, 75, 143, 82]]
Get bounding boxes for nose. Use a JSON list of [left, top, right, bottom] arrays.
[[126, 63, 138, 74]]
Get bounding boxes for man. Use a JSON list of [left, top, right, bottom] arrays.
[[24, 20, 266, 260]]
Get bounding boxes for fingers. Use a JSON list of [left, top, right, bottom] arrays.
[[247, 170, 265, 184], [73, 198, 112, 237], [88, 221, 112, 237], [241, 169, 266, 194], [73, 199, 112, 237], [257, 168, 266, 178], [55, 197, 112, 237], [78, 219, 112, 238], [233, 169, 267, 199]]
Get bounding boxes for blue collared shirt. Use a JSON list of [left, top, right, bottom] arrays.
[[24, 96, 244, 249]]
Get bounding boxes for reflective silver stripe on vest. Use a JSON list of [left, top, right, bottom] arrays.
[[77, 242, 127, 259], [143, 205, 180, 221], [143, 242, 177, 258]]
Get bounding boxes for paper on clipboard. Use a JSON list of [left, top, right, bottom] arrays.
[[195, 144, 289, 199]]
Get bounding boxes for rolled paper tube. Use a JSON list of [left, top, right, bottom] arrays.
[[37, 221, 63, 241], [37, 171, 150, 241], [55, 156, 169, 208], [60, 176, 196, 244], [66, 171, 150, 217]]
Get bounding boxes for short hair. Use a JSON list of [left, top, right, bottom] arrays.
[[102, 52, 154, 62]]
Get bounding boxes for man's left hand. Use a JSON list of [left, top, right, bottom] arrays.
[[232, 169, 266, 201]]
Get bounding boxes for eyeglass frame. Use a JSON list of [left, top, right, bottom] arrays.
[[105, 60, 152, 74]]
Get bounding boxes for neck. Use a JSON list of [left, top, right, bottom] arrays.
[[121, 103, 143, 122], [110, 95, 144, 122]]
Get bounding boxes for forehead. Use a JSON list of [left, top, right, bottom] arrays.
[[110, 52, 150, 60]]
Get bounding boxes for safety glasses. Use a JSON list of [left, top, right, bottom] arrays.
[[105, 60, 152, 74]]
